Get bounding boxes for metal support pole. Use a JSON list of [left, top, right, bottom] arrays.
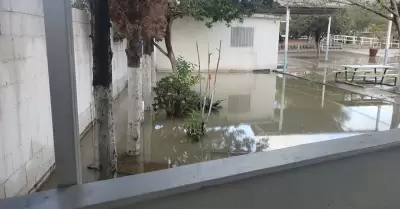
[[279, 76, 286, 132], [43, 0, 82, 187], [321, 16, 331, 107], [384, 15, 393, 65], [325, 16, 332, 62], [283, 7, 290, 73], [321, 67, 327, 107], [375, 106, 381, 131]]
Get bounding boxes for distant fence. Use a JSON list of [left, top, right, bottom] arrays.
[[278, 43, 343, 52], [333, 35, 400, 49]]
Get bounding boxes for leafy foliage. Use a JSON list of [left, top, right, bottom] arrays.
[[202, 97, 223, 112], [345, 7, 387, 33], [152, 57, 223, 118], [368, 23, 386, 41], [289, 9, 351, 42], [157, 0, 277, 69], [183, 110, 204, 141], [109, 0, 168, 40], [153, 58, 201, 117], [169, 0, 275, 28], [289, 9, 351, 57], [169, 0, 276, 28]]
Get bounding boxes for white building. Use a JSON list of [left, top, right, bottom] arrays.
[[155, 15, 281, 72]]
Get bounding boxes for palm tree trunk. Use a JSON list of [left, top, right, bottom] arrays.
[[125, 33, 142, 155], [88, 0, 117, 179]]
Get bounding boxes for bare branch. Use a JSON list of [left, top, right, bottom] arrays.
[[389, 0, 399, 17], [153, 41, 168, 57], [333, 0, 392, 20], [206, 40, 222, 122], [376, 0, 397, 16], [196, 41, 202, 102]]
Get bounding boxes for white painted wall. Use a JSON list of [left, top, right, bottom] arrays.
[[155, 16, 280, 72], [0, 1, 127, 198]]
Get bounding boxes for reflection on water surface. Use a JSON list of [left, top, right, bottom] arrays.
[[116, 73, 400, 174]]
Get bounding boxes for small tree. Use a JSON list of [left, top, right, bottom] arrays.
[[153, 0, 275, 70], [109, 0, 167, 155], [290, 10, 351, 58]]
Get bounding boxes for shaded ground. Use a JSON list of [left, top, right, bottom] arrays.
[[38, 73, 400, 191]]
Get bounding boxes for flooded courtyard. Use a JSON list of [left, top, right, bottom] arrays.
[[278, 51, 400, 96], [40, 72, 400, 189]]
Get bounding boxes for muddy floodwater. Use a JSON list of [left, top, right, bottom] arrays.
[[113, 73, 400, 174], [38, 73, 400, 189]]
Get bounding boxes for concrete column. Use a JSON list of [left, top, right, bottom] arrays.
[[43, 0, 83, 187]]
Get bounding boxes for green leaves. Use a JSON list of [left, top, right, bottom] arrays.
[[183, 110, 204, 141], [169, 0, 274, 28], [289, 9, 351, 41], [152, 57, 201, 117], [346, 7, 387, 33]]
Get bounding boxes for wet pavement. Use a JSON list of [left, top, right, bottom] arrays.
[[278, 52, 400, 102], [39, 72, 400, 190]]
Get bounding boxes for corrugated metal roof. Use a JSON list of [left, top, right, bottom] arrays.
[[266, 6, 340, 15], [255, 0, 342, 15], [275, 0, 342, 7]]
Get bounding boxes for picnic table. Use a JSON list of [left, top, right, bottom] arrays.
[[334, 64, 398, 87]]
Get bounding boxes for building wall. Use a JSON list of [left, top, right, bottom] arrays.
[[155, 16, 280, 72], [0, 1, 127, 198]]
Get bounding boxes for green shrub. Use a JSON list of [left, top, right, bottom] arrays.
[[183, 110, 204, 141], [153, 57, 201, 117]]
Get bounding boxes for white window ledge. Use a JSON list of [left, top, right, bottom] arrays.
[[1, 129, 400, 209]]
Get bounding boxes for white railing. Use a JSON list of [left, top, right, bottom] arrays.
[[333, 35, 400, 48], [278, 43, 316, 52], [278, 43, 343, 52]]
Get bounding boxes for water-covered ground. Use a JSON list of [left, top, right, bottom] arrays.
[[278, 51, 400, 97], [39, 72, 400, 189]]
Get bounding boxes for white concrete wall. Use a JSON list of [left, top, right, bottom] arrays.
[[73, 10, 128, 133], [155, 16, 280, 72], [0, 1, 128, 198]]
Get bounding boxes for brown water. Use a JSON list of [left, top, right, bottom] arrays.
[[38, 72, 400, 189], [113, 73, 400, 175]]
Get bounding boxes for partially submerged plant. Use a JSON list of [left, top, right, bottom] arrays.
[[152, 57, 201, 117], [199, 97, 223, 113], [153, 41, 223, 141], [183, 110, 204, 141]]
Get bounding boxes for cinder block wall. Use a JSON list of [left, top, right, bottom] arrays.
[[0, 0, 127, 198]]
